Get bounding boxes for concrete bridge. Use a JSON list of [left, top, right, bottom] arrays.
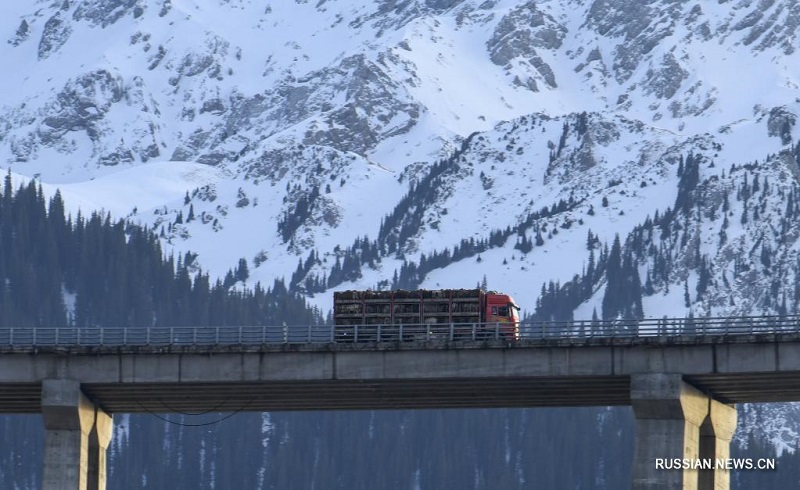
[[2, 316, 800, 489]]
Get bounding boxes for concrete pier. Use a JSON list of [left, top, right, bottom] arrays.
[[41, 380, 113, 490], [631, 374, 737, 490], [88, 407, 113, 490], [698, 400, 737, 490]]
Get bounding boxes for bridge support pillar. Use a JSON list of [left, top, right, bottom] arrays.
[[698, 399, 737, 490], [87, 406, 113, 490], [41, 379, 113, 490], [630, 373, 709, 490]]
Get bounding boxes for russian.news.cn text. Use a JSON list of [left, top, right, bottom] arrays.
[[655, 458, 776, 471]]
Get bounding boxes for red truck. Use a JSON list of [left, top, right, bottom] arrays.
[[333, 289, 520, 342]]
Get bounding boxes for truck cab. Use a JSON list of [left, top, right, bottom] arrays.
[[485, 293, 520, 340]]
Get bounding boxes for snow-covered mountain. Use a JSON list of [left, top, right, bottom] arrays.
[[4, 0, 800, 476], [2, 0, 797, 315]]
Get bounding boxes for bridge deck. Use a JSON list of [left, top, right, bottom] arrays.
[[3, 377, 633, 414], [3, 334, 800, 413], [4, 316, 800, 414], [5, 373, 800, 414]]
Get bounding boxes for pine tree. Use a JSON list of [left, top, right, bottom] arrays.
[[601, 235, 623, 320], [235, 258, 250, 283], [684, 280, 691, 308]]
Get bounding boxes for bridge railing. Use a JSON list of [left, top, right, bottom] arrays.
[[0, 325, 337, 347], [519, 315, 800, 338], [1, 315, 800, 348]]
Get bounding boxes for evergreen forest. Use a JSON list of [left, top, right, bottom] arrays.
[[0, 172, 318, 328]]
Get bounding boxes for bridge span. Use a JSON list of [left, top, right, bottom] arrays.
[[2, 316, 800, 489]]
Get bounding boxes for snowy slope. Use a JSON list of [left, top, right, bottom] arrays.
[[1, 0, 798, 311], [0, 0, 797, 311]]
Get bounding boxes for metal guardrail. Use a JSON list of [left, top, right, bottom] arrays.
[[1, 315, 800, 348]]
